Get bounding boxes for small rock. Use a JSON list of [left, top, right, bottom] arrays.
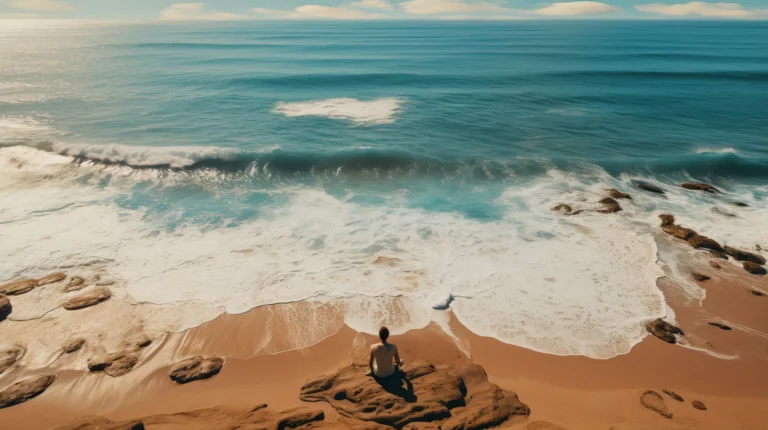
[[724, 246, 766, 265], [646, 318, 684, 344], [691, 272, 710, 282], [64, 339, 85, 354], [681, 183, 720, 193], [692, 400, 707, 411], [63, 287, 112, 310], [709, 251, 729, 260], [640, 390, 673, 419], [743, 262, 767, 275], [661, 224, 696, 240], [751, 290, 765, 297], [552, 204, 582, 216], [659, 214, 676, 226], [733, 202, 749, 207], [598, 197, 622, 213], [169, 356, 224, 384], [134, 335, 152, 348], [36, 272, 67, 286], [637, 182, 665, 194], [607, 188, 632, 200], [709, 261, 721, 270], [707, 322, 731, 331], [0, 279, 36, 296], [687, 234, 724, 253], [88, 351, 139, 377], [63, 276, 86, 293], [662, 389, 684, 402], [0, 348, 24, 374], [0, 375, 56, 409], [0, 294, 11, 321]]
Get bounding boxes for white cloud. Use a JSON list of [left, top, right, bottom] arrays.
[[9, 0, 72, 11], [0, 12, 40, 18], [535, 1, 619, 16], [439, 14, 524, 19], [635, 2, 767, 19], [400, 0, 511, 15], [295, 5, 386, 18], [159, 3, 250, 21], [350, 0, 393, 9]]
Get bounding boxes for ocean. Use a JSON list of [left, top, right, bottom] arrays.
[[1, 20, 766, 359]]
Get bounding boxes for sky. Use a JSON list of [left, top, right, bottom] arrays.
[[0, 0, 767, 20]]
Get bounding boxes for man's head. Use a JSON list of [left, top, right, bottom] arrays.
[[379, 326, 390, 343]]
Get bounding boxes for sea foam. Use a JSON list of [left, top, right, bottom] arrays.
[[272, 97, 405, 126]]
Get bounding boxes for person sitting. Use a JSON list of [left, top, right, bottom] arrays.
[[368, 326, 403, 378]]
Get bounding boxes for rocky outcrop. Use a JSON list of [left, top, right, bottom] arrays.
[[0, 375, 56, 409], [63, 287, 112, 310], [0, 348, 24, 375], [662, 389, 683, 402], [724, 247, 766, 265], [598, 197, 622, 213], [133, 335, 153, 349], [63, 276, 86, 293], [64, 339, 86, 354], [640, 390, 672, 419], [37, 272, 67, 286], [301, 360, 530, 429], [0, 279, 36, 296], [658, 215, 695, 240], [55, 417, 144, 430], [606, 189, 632, 200], [707, 322, 731, 331], [645, 319, 684, 344], [0, 294, 11, 321], [636, 182, 665, 194], [743, 262, 767, 275], [687, 234, 724, 253], [88, 351, 139, 377], [691, 272, 710, 282], [680, 183, 720, 193], [169, 356, 224, 384], [552, 204, 582, 216], [692, 400, 707, 411]]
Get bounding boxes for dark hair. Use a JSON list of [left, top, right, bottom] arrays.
[[379, 326, 390, 343]]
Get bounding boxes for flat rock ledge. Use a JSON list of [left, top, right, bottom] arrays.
[[0, 279, 37, 296], [0, 375, 56, 409], [0, 294, 11, 321], [88, 351, 139, 377], [169, 356, 224, 384], [63, 287, 112, 310], [300, 360, 530, 429]]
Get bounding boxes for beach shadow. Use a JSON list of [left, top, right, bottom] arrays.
[[374, 369, 417, 403]]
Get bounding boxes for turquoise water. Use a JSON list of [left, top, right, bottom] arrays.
[[1, 21, 766, 358]]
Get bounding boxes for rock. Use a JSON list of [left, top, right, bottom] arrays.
[[36, 272, 67, 286], [235, 405, 325, 429], [134, 335, 152, 348], [88, 351, 139, 377], [681, 183, 719, 193], [661, 224, 696, 240], [640, 390, 672, 419], [692, 400, 707, 411], [0, 348, 24, 374], [645, 319, 684, 344], [63, 287, 112, 310], [598, 197, 622, 213], [723, 246, 766, 265], [63, 276, 86, 293], [751, 289, 765, 297], [662, 389, 684, 402], [743, 262, 767, 275], [607, 189, 632, 200], [658, 214, 675, 226], [691, 272, 710, 282], [0, 279, 36, 296], [64, 339, 86, 354], [169, 356, 224, 384], [733, 202, 749, 207], [707, 322, 731, 331], [552, 204, 582, 216], [0, 294, 11, 321], [636, 182, 665, 194], [55, 417, 144, 430], [0, 375, 56, 409], [300, 360, 529, 429], [709, 261, 721, 270], [687, 234, 724, 253], [709, 251, 729, 260]]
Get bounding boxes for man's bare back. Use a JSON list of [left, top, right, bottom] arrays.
[[369, 327, 403, 378]]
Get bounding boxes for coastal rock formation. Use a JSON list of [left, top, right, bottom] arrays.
[[707, 322, 732, 331], [88, 351, 139, 377], [743, 262, 767, 275], [55, 417, 144, 430], [0, 348, 24, 374], [552, 204, 582, 216], [0, 375, 56, 409], [598, 197, 622, 213], [0, 279, 36, 296], [692, 400, 707, 411], [724, 246, 766, 265], [639, 390, 672, 419], [606, 189, 631, 200], [37, 272, 67, 286], [64, 339, 86, 354], [0, 294, 11, 321], [645, 319, 684, 344], [133, 335, 153, 348], [636, 182, 665, 194], [687, 234, 724, 253], [63, 276, 86, 293], [680, 183, 719, 193], [658, 215, 695, 240], [691, 272, 710, 282], [169, 356, 224, 384], [301, 360, 530, 429], [662, 389, 683, 402], [63, 287, 112, 310]]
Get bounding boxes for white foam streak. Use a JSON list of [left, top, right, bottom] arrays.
[[272, 97, 405, 126], [52, 142, 240, 169]]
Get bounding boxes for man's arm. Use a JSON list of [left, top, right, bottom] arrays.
[[368, 346, 375, 375], [394, 345, 403, 366]]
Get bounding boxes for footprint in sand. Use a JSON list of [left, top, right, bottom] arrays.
[[640, 390, 673, 419]]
